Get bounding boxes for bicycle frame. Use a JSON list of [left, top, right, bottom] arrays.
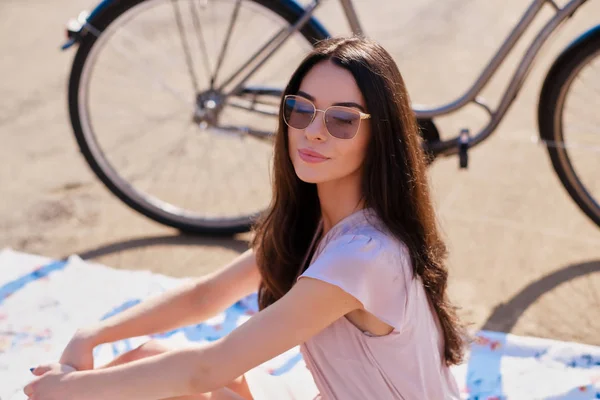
[[219, 0, 590, 156], [348, 0, 589, 155], [407, 0, 590, 156]]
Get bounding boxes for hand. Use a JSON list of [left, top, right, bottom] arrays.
[[24, 363, 80, 400], [59, 328, 97, 371]]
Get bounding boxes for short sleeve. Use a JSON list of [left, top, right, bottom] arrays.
[[297, 233, 411, 331]]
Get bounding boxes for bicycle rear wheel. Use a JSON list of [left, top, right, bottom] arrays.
[[538, 28, 600, 229], [68, 0, 327, 234]]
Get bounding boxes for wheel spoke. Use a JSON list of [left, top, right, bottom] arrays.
[[189, 0, 213, 87], [172, 0, 201, 92], [544, 139, 600, 154], [216, 26, 287, 92], [212, 0, 242, 87]]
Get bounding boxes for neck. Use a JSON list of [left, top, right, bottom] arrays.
[[317, 173, 364, 234]]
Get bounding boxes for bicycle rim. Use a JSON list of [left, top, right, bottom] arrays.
[[72, 0, 317, 234], [551, 47, 600, 227]]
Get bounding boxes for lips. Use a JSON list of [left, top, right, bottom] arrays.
[[298, 148, 329, 163]]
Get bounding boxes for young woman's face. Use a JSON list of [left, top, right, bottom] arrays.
[[286, 60, 371, 184]]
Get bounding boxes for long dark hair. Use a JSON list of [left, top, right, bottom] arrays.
[[251, 36, 466, 365]]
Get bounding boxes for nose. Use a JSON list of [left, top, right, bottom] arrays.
[[304, 109, 327, 141]]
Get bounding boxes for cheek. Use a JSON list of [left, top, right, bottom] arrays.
[[344, 128, 370, 164], [333, 137, 369, 173], [287, 128, 299, 155]]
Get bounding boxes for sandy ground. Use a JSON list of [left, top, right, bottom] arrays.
[[1, 0, 599, 345]]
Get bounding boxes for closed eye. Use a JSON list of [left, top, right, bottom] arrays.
[[332, 116, 354, 125]]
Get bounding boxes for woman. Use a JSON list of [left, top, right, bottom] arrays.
[[25, 36, 466, 400]]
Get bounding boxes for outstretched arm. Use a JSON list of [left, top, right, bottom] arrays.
[[24, 277, 361, 400], [81, 248, 261, 348]]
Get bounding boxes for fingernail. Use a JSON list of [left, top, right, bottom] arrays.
[[30, 367, 34, 372]]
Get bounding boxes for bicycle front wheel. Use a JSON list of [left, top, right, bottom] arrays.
[[68, 0, 326, 234], [538, 28, 600, 229]]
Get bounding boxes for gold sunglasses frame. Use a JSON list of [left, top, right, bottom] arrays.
[[283, 95, 371, 139]]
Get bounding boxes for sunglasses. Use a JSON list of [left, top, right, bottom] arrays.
[[283, 95, 371, 139]]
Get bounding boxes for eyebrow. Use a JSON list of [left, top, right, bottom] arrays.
[[296, 90, 367, 113]]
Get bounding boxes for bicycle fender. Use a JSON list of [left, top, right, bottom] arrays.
[[275, 0, 331, 42], [61, 0, 331, 51], [61, 0, 123, 50], [538, 24, 600, 140]]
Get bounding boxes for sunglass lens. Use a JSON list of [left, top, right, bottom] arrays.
[[325, 107, 361, 139], [283, 96, 315, 130]]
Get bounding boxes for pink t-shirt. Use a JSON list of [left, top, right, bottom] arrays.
[[245, 208, 461, 400], [296, 208, 460, 400]]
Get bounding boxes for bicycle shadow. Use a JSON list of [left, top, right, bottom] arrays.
[[66, 233, 250, 261], [482, 259, 600, 332]]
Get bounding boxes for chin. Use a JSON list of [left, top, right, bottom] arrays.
[[297, 176, 325, 184], [293, 164, 330, 184], [295, 170, 325, 184]]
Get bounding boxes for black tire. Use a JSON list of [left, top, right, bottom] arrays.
[[538, 26, 600, 229], [68, 0, 328, 235]]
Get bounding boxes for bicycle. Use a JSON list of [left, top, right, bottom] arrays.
[[61, 0, 600, 235]]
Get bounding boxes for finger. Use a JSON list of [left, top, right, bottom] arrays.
[[23, 382, 33, 397], [31, 363, 58, 376], [31, 365, 52, 376]]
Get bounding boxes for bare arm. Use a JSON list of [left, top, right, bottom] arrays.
[[82, 249, 261, 347], [52, 277, 362, 400]]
